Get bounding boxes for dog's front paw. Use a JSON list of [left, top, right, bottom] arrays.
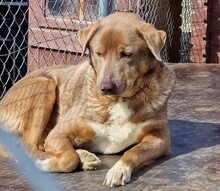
[[76, 149, 101, 170], [103, 160, 132, 187]]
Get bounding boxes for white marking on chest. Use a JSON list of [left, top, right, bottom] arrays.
[[88, 99, 154, 154], [108, 98, 132, 123]]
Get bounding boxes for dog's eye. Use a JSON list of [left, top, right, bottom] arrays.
[[96, 52, 102, 57], [121, 51, 133, 58]]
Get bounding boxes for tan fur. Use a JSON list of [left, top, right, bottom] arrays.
[[0, 12, 175, 187]]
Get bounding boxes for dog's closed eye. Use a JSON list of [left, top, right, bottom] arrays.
[[120, 51, 133, 58], [96, 52, 102, 57]]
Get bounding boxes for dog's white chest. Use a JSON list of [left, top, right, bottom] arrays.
[[88, 99, 149, 154]]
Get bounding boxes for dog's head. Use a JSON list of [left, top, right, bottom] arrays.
[[78, 12, 166, 97]]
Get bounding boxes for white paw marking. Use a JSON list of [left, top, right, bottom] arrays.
[[76, 149, 101, 170], [35, 158, 51, 172], [103, 160, 132, 187]]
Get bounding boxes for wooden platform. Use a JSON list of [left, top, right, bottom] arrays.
[[0, 63, 220, 191]]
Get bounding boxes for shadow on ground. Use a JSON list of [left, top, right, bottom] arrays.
[[132, 119, 220, 181]]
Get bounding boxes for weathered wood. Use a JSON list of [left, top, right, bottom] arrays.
[[0, 64, 220, 190]]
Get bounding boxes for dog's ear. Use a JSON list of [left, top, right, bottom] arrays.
[[137, 23, 166, 61], [78, 21, 100, 57]]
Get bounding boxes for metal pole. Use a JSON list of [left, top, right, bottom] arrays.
[[99, 0, 108, 18]]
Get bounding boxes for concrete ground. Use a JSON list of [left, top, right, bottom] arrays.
[[0, 64, 220, 191]]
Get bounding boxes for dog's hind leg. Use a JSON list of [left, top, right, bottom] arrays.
[[35, 118, 98, 172], [16, 77, 56, 158], [35, 132, 80, 173], [0, 76, 57, 159]]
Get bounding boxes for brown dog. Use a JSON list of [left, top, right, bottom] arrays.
[[0, 12, 175, 187]]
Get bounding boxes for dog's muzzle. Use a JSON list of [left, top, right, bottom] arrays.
[[100, 81, 117, 95]]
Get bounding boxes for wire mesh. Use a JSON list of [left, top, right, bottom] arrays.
[[0, 0, 28, 98], [0, 0, 211, 99]]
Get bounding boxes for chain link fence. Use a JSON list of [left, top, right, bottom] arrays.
[[0, 0, 209, 98]]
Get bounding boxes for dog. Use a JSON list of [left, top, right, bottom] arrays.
[[0, 12, 175, 187]]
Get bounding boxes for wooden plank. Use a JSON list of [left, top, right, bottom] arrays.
[[38, 17, 93, 31], [191, 0, 207, 63], [29, 28, 82, 53], [28, 47, 40, 72], [30, 0, 94, 31], [29, 0, 46, 28], [209, 14, 220, 31], [65, 53, 81, 65], [208, 50, 220, 63], [208, 32, 220, 49], [206, 0, 220, 63], [209, 1, 220, 14], [28, 48, 81, 72]]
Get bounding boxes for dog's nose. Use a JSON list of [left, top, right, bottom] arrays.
[[100, 82, 116, 95]]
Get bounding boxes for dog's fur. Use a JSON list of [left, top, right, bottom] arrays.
[[0, 13, 175, 187]]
